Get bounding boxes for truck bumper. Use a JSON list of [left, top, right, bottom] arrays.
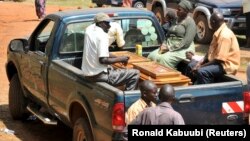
[[225, 17, 246, 34], [112, 132, 124, 141]]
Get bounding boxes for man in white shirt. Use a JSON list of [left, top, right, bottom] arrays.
[[108, 21, 125, 48], [81, 12, 140, 91]]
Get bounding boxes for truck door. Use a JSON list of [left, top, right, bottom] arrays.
[[23, 19, 55, 103]]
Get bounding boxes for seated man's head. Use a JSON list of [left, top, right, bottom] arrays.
[[94, 12, 111, 33], [185, 51, 194, 60], [210, 11, 224, 31], [139, 80, 158, 104], [159, 84, 175, 104]]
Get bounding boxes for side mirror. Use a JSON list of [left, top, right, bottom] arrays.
[[9, 39, 29, 53]]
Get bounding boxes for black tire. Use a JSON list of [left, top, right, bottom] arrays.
[[9, 74, 29, 120], [133, 1, 145, 8], [153, 7, 164, 25], [73, 118, 94, 141], [194, 15, 213, 44], [96, 4, 103, 7]]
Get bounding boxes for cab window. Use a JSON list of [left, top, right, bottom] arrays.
[[121, 18, 161, 48], [30, 20, 55, 54], [60, 21, 92, 53]]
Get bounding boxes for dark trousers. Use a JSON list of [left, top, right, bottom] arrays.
[[186, 61, 225, 84], [86, 66, 140, 91]]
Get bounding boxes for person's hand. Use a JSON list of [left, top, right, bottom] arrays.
[[191, 63, 201, 73], [159, 44, 169, 54], [119, 56, 129, 66]]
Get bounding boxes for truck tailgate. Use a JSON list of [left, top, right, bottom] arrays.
[[174, 80, 245, 124]]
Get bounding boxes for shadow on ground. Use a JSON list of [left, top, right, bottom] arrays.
[[0, 104, 72, 141]]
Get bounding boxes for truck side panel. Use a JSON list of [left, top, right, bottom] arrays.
[[47, 59, 124, 140]]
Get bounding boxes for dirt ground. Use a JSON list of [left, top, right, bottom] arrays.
[[0, 1, 79, 141], [0, 1, 248, 141]]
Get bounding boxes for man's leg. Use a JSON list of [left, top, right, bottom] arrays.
[[159, 52, 180, 69], [147, 49, 162, 63], [185, 60, 198, 83], [196, 63, 225, 84], [107, 68, 140, 91]]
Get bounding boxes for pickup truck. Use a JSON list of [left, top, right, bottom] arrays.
[[146, 0, 246, 44], [5, 7, 249, 141]]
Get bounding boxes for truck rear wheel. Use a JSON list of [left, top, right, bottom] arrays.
[[195, 15, 213, 44], [153, 7, 164, 24], [73, 118, 94, 141], [9, 74, 29, 120], [96, 4, 103, 7]]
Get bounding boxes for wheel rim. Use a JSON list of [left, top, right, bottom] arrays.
[[134, 3, 144, 8], [197, 21, 205, 39]]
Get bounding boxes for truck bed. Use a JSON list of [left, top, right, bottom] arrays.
[[61, 56, 247, 125]]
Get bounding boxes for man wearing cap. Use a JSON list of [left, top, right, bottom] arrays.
[[147, 0, 196, 70], [81, 12, 140, 91]]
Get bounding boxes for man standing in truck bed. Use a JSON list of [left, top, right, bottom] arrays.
[[81, 12, 140, 91]]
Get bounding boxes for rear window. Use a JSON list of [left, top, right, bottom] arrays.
[[59, 18, 161, 54]]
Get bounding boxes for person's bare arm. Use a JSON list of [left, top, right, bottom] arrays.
[[99, 56, 129, 65]]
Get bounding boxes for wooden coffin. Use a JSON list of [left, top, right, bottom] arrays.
[[111, 51, 150, 68], [139, 73, 191, 87], [133, 61, 191, 87], [132, 61, 181, 79]]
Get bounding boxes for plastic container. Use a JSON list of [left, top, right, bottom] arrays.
[[135, 44, 142, 56]]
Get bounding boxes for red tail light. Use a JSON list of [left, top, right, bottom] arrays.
[[112, 103, 125, 131], [244, 91, 250, 113]]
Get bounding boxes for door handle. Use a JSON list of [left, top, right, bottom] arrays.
[[178, 94, 194, 103], [39, 61, 45, 75]]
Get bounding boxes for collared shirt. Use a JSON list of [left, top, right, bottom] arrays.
[[125, 98, 156, 124], [130, 102, 185, 125], [243, 0, 250, 13], [81, 24, 109, 76], [208, 23, 240, 75], [108, 22, 125, 47]]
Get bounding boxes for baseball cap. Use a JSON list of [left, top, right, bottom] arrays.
[[94, 12, 111, 23]]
